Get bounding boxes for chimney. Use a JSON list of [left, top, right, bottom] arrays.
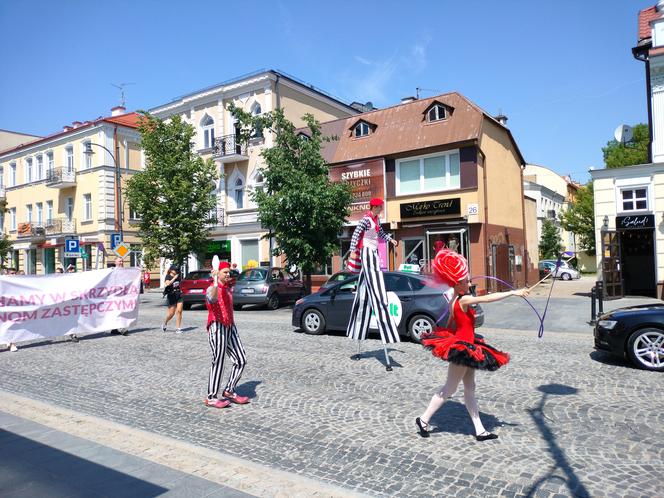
[[72, 121, 82, 128], [494, 114, 509, 126], [401, 96, 417, 104], [658, 0, 664, 11], [63, 125, 73, 132], [111, 105, 126, 116]]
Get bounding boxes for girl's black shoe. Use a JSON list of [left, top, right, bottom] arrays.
[[475, 431, 498, 441], [415, 417, 430, 438]]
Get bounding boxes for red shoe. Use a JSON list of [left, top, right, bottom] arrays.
[[223, 391, 250, 404], [204, 398, 230, 409]]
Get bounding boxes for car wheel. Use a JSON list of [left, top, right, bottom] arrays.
[[302, 309, 326, 335], [182, 302, 192, 310], [561, 272, 572, 281], [627, 327, 664, 371], [267, 293, 280, 310], [233, 304, 243, 311], [408, 314, 435, 343]]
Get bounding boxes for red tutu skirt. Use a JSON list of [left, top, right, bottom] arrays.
[[422, 329, 510, 371]]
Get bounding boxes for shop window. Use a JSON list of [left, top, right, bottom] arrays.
[[314, 257, 333, 275], [403, 239, 424, 265], [396, 151, 460, 195], [620, 187, 648, 212]]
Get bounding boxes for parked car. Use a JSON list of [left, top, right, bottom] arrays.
[[180, 268, 239, 309], [292, 271, 484, 343], [594, 303, 664, 371], [538, 262, 552, 280], [233, 267, 304, 311], [539, 260, 580, 281], [318, 271, 354, 292]]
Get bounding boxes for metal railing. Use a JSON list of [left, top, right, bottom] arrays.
[[212, 134, 247, 158], [17, 218, 76, 238], [206, 207, 225, 226], [46, 167, 76, 184]]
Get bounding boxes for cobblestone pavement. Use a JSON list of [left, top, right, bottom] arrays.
[[1, 292, 662, 498]]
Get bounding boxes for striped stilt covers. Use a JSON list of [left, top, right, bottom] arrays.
[[207, 322, 247, 400]]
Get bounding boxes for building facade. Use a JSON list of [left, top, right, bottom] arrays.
[[591, 163, 663, 298], [0, 129, 40, 152], [149, 70, 359, 277], [316, 93, 529, 292], [0, 108, 142, 273]]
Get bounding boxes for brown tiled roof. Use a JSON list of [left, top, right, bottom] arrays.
[[316, 92, 524, 165], [0, 113, 140, 156], [638, 6, 662, 41]]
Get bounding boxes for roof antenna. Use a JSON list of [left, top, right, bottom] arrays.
[[111, 82, 135, 107]]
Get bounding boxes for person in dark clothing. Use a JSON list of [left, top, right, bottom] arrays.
[[162, 264, 184, 334]]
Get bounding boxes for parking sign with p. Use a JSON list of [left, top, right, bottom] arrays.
[[64, 238, 80, 258]]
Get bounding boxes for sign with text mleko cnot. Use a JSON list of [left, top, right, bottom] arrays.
[[400, 198, 461, 219], [616, 214, 655, 230]]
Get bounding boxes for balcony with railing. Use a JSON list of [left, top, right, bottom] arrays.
[[212, 134, 249, 162], [205, 207, 226, 227], [45, 167, 76, 188], [17, 218, 77, 240]]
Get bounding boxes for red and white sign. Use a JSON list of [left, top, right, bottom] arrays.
[[0, 268, 141, 344], [330, 159, 385, 222]]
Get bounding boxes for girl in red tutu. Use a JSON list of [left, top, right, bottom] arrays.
[[415, 249, 528, 441]]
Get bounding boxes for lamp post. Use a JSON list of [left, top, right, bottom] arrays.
[[84, 142, 123, 240]]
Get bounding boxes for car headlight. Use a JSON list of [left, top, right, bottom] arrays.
[[598, 320, 618, 330]]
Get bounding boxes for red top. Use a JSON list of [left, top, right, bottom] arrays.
[[206, 283, 234, 328], [448, 298, 476, 342]]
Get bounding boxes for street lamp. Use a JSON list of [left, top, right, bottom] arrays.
[[84, 142, 123, 240]]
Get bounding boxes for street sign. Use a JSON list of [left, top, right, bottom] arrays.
[[64, 238, 80, 258], [110, 233, 122, 250], [113, 242, 131, 259]]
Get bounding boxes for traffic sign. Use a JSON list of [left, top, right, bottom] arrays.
[[110, 233, 122, 250], [113, 242, 131, 259], [64, 238, 80, 258]]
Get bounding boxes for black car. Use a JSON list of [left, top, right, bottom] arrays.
[[292, 271, 484, 343], [594, 303, 664, 371]]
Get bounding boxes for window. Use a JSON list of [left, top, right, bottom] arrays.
[[36, 202, 43, 223], [65, 197, 74, 221], [83, 194, 92, 221], [82, 141, 92, 169], [35, 155, 43, 180], [234, 177, 244, 209], [46, 201, 53, 223], [129, 205, 141, 220], [0, 167, 3, 187], [251, 102, 263, 139], [47, 152, 54, 172], [201, 115, 215, 149], [384, 274, 412, 292], [396, 151, 461, 195], [26, 204, 32, 222], [66, 146, 74, 172], [9, 163, 16, 186], [620, 187, 648, 212], [25, 158, 33, 183], [427, 104, 447, 122], [354, 121, 370, 138], [9, 208, 16, 230]]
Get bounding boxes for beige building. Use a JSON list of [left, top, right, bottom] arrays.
[[0, 108, 142, 273], [149, 69, 359, 275], [591, 162, 663, 298], [0, 129, 40, 152]]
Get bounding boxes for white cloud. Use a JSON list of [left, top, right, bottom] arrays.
[[354, 55, 373, 66]]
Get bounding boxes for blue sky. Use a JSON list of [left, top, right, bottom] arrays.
[[0, 1, 652, 182]]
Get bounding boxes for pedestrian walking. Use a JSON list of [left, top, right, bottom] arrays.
[[162, 264, 184, 333], [415, 249, 529, 441], [346, 197, 400, 370], [143, 268, 151, 290], [204, 262, 249, 408]]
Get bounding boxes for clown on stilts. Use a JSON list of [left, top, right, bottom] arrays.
[[346, 197, 400, 371], [415, 249, 529, 440]]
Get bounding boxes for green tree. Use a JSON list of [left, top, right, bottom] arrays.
[[230, 104, 352, 293], [560, 183, 595, 256], [602, 123, 649, 168], [0, 200, 11, 268], [125, 113, 218, 267], [539, 218, 563, 259]]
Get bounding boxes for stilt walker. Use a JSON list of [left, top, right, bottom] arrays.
[[346, 198, 400, 371]]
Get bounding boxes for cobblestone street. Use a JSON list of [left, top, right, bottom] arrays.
[[1, 292, 662, 498]]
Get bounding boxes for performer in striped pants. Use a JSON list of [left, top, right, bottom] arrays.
[[204, 262, 249, 408], [347, 198, 400, 370]]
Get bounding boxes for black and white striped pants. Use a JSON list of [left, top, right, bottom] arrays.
[[346, 246, 400, 344], [207, 322, 247, 400]]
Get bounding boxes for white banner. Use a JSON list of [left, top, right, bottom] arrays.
[[0, 268, 141, 344]]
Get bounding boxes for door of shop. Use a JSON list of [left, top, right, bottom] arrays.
[[619, 228, 656, 297], [491, 244, 513, 291], [44, 248, 55, 274], [425, 229, 468, 272], [600, 230, 623, 298]]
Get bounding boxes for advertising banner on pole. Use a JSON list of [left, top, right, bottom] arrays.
[[0, 268, 141, 344]]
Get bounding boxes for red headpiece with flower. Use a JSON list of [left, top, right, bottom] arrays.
[[432, 249, 469, 287]]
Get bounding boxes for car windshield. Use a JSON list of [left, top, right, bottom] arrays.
[[185, 271, 211, 280], [238, 269, 268, 282]]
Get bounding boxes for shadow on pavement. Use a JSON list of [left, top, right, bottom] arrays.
[[588, 350, 636, 370], [427, 400, 512, 436], [525, 383, 590, 498], [350, 347, 404, 369], [0, 428, 167, 497], [236, 380, 262, 400]]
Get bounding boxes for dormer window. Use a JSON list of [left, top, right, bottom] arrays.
[[427, 104, 447, 122], [354, 121, 370, 137]]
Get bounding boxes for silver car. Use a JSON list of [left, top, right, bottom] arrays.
[[540, 260, 580, 281], [232, 267, 304, 310]]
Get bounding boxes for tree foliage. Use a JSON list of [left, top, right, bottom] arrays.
[[125, 113, 218, 267], [559, 183, 595, 256], [602, 123, 649, 168], [0, 200, 10, 268], [539, 218, 563, 260], [229, 104, 352, 292]]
